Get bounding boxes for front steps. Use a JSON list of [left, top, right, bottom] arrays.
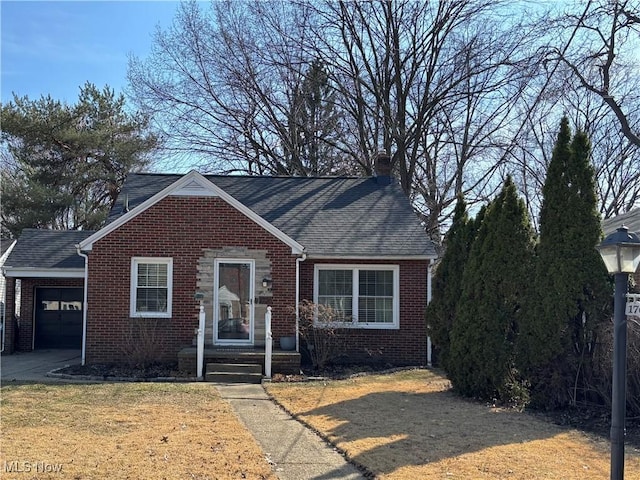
[[205, 363, 263, 384], [178, 347, 301, 376]]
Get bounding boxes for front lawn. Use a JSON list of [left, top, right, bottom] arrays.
[[1, 382, 275, 480], [266, 369, 640, 479]]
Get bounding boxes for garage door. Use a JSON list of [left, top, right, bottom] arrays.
[[35, 288, 83, 349]]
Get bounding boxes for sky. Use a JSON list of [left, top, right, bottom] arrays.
[[1, 1, 180, 105]]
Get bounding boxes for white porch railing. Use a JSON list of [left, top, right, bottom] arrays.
[[196, 300, 205, 380], [265, 306, 272, 379]]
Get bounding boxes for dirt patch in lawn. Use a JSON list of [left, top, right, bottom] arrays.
[[265, 369, 640, 479], [1, 382, 276, 480]]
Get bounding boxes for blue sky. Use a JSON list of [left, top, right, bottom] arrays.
[[1, 1, 179, 105]]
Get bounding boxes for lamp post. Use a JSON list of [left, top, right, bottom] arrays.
[[596, 225, 640, 480]]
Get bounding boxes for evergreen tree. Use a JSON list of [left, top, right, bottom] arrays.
[[427, 196, 476, 369], [1, 83, 158, 236], [517, 117, 611, 409], [448, 177, 535, 402], [287, 59, 344, 175]]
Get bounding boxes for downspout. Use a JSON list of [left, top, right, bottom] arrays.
[[76, 246, 89, 366], [295, 252, 307, 353], [427, 258, 434, 368]]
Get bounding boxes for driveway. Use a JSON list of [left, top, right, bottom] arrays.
[[1, 349, 81, 383]]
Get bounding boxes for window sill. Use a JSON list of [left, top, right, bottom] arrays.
[[314, 321, 399, 330]]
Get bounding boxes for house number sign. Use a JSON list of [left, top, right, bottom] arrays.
[[627, 294, 640, 317]]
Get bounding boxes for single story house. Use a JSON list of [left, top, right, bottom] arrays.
[[2, 160, 437, 373]]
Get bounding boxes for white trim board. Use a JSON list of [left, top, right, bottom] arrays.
[[3, 267, 85, 278]]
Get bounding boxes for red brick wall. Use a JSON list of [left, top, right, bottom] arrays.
[[85, 196, 298, 364], [16, 278, 84, 351], [300, 259, 428, 366]]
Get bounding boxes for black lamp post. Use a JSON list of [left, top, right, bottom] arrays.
[[596, 225, 640, 480]]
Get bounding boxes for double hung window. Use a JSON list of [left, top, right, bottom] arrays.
[[130, 257, 173, 317], [314, 265, 399, 328]]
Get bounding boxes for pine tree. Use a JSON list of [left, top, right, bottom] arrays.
[[427, 196, 476, 369], [448, 177, 535, 401], [288, 59, 343, 175], [517, 117, 611, 408], [1, 83, 158, 236]]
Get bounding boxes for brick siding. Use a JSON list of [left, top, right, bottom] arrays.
[[85, 196, 298, 364], [300, 259, 428, 366]]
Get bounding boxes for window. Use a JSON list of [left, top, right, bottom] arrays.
[[314, 265, 399, 329], [130, 257, 173, 317]]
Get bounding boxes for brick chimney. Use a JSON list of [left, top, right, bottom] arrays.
[[375, 151, 392, 185]]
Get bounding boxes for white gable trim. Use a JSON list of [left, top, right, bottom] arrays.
[[78, 170, 305, 254]]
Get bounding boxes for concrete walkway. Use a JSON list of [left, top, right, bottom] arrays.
[[1, 349, 81, 383], [216, 383, 365, 480]]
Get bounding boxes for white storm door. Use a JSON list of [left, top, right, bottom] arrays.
[[214, 259, 254, 345]]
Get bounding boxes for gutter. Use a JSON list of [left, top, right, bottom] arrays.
[[76, 245, 89, 366], [295, 252, 307, 353]]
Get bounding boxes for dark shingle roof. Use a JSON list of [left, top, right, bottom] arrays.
[[1, 239, 15, 257], [107, 173, 435, 258], [5, 229, 95, 270], [603, 208, 640, 237]]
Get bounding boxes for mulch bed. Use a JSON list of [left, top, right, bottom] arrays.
[[55, 362, 193, 380]]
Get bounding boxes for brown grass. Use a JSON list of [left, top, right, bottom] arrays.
[[265, 369, 640, 479], [0, 382, 276, 480]]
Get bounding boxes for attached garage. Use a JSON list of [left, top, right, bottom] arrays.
[[34, 287, 83, 349], [2, 229, 94, 353]]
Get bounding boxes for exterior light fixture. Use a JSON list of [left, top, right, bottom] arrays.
[[596, 225, 640, 480], [262, 277, 272, 289]]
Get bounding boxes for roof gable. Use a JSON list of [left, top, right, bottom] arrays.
[[106, 172, 437, 259], [79, 170, 304, 254]]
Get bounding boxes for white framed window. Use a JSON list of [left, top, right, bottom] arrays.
[[313, 264, 400, 329], [130, 257, 173, 318]]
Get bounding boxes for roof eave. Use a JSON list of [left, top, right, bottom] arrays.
[[3, 267, 85, 278], [304, 253, 437, 261]]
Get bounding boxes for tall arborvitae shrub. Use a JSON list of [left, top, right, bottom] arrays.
[[448, 177, 535, 403], [517, 118, 611, 409], [427, 197, 476, 369]]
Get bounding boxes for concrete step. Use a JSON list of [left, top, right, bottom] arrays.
[[205, 363, 263, 383], [205, 371, 263, 384], [207, 363, 262, 374]]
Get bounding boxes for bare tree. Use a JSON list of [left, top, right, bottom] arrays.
[[308, 0, 545, 236], [550, 0, 640, 148], [128, 0, 567, 236], [128, 0, 347, 175]]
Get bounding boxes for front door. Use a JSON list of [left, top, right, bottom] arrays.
[[214, 259, 254, 345]]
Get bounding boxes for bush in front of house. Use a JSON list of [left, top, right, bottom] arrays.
[[120, 317, 167, 369], [297, 300, 346, 371], [517, 118, 611, 410], [448, 176, 535, 404], [426, 196, 479, 371]]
